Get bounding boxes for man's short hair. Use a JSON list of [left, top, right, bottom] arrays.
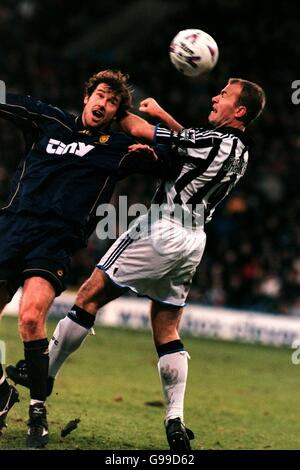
[[84, 69, 133, 119], [229, 78, 266, 126]]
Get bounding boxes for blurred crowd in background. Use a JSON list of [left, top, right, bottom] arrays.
[[0, 0, 300, 315]]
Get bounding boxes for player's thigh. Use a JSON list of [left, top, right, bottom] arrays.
[[150, 300, 183, 346], [76, 267, 126, 311]]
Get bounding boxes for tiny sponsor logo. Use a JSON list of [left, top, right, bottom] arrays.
[[46, 138, 94, 157]]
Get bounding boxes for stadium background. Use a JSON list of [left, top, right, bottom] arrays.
[[0, 0, 299, 317]]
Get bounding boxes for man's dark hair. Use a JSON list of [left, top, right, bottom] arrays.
[[229, 78, 266, 126], [84, 69, 133, 119]]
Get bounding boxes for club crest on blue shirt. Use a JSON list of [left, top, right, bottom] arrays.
[[99, 135, 110, 144]]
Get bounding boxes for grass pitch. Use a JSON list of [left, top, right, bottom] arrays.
[[0, 315, 299, 450]]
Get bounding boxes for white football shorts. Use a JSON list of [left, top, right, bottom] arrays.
[[97, 214, 206, 306]]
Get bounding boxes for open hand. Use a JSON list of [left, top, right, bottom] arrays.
[[128, 143, 158, 160]]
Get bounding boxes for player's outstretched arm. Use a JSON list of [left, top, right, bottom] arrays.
[[0, 93, 68, 129], [139, 98, 184, 132], [120, 112, 155, 142], [120, 98, 184, 142]]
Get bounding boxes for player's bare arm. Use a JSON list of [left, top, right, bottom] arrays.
[[120, 112, 155, 142], [139, 97, 184, 132], [120, 98, 183, 142]]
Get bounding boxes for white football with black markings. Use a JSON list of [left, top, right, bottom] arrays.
[[169, 29, 219, 77]]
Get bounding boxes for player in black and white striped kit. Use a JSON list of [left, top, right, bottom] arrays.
[[97, 120, 251, 306], [10, 78, 266, 450], [151, 124, 250, 225]]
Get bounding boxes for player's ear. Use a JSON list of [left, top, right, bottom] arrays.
[[83, 95, 89, 106], [235, 105, 247, 120]]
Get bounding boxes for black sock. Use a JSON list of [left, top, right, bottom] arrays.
[[156, 339, 184, 358], [0, 363, 9, 395], [67, 304, 95, 329], [24, 338, 49, 401]]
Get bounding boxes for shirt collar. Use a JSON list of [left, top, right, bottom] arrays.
[[74, 115, 112, 135]]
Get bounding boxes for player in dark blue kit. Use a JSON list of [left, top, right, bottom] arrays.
[[0, 69, 168, 447]]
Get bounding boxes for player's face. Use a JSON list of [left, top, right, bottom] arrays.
[[82, 83, 121, 129], [208, 83, 243, 127]]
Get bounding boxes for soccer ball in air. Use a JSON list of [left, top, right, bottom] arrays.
[[169, 29, 219, 77]]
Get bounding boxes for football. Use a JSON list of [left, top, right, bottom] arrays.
[[169, 29, 219, 77]]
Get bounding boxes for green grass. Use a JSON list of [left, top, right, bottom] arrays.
[[0, 315, 300, 450]]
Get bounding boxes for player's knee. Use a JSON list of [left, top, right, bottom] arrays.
[[19, 305, 45, 337]]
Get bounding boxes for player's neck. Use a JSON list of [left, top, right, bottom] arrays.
[[214, 120, 245, 132]]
